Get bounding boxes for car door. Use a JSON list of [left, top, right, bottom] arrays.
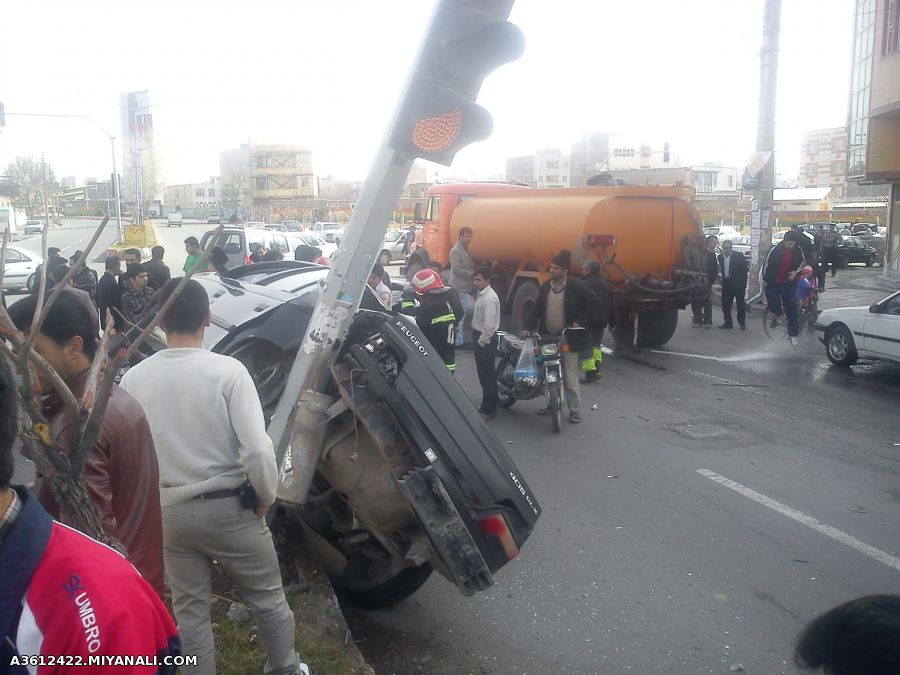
[[3, 249, 32, 287], [861, 293, 900, 361]]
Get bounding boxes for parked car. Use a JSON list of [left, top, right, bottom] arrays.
[[265, 224, 289, 233], [23, 220, 44, 234], [246, 221, 268, 229], [378, 229, 413, 265], [1, 245, 42, 292], [167, 212, 184, 228], [207, 213, 221, 224], [310, 221, 346, 245], [703, 225, 740, 240], [835, 236, 879, 267], [201, 226, 296, 268], [286, 231, 337, 260], [815, 289, 900, 367], [729, 235, 752, 261], [281, 220, 302, 232]]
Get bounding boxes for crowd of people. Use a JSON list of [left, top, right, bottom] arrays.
[[692, 223, 836, 345], [4, 274, 313, 673]]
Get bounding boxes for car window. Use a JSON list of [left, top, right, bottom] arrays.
[[269, 233, 289, 252], [248, 232, 266, 252], [4, 249, 25, 263], [217, 232, 243, 254], [384, 230, 403, 242], [880, 295, 900, 316]]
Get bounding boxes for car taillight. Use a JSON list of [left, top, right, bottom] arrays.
[[478, 514, 519, 561]]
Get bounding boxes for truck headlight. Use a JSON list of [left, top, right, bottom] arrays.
[[541, 344, 558, 356]]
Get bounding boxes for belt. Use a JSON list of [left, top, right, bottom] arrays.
[[192, 487, 241, 501]]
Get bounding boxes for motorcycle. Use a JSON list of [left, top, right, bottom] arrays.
[[495, 327, 586, 433]]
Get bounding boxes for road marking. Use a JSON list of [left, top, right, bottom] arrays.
[[696, 468, 900, 573]]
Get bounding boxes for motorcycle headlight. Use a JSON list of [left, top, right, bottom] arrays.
[[541, 343, 559, 356]]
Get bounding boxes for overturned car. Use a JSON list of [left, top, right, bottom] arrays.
[[154, 261, 541, 607]]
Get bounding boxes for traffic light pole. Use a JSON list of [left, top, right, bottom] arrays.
[[267, 0, 522, 503], [267, 147, 412, 501]]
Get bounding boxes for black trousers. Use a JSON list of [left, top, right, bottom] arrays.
[[473, 330, 498, 414], [692, 282, 713, 324], [721, 279, 746, 327], [822, 248, 839, 279]]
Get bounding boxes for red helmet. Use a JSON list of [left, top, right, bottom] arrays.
[[411, 268, 444, 295]]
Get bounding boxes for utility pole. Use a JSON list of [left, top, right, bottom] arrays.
[[748, 0, 782, 298]]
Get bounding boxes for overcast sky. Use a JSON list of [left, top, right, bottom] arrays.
[[0, 0, 854, 186]]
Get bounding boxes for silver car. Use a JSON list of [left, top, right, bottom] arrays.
[[1, 245, 43, 292]]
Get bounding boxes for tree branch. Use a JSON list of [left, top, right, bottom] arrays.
[[29, 214, 51, 340], [0, 228, 9, 305], [80, 319, 115, 413], [28, 216, 109, 348]]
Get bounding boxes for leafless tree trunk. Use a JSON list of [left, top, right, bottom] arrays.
[[0, 220, 224, 548]]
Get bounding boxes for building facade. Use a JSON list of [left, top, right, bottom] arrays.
[[798, 127, 849, 198], [534, 148, 570, 188], [163, 178, 220, 211], [505, 154, 536, 185], [570, 132, 613, 187], [250, 145, 317, 202], [848, 0, 900, 283]]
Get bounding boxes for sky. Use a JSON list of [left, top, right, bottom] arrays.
[[0, 0, 855, 187]]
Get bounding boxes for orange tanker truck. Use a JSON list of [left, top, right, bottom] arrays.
[[402, 182, 708, 349]]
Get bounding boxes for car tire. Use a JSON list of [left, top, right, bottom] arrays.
[[825, 325, 858, 367], [339, 559, 434, 610], [378, 250, 392, 267], [866, 255, 874, 267]]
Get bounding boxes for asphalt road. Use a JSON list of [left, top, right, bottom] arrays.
[[344, 274, 900, 675]]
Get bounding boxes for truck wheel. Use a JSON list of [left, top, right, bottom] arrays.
[[611, 308, 678, 349], [511, 281, 540, 334], [378, 250, 392, 267]]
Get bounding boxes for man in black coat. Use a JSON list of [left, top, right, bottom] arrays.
[[144, 246, 171, 289], [692, 235, 719, 327], [521, 250, 599, 424], [762, 231, 806, 344], [96, 255, 123, 331], [717, 239, 749, 330]]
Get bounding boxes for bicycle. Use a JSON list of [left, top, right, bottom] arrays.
[[763, 301, 818, 343]]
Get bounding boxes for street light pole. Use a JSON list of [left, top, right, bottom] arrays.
[[2, 111, 124, 243], [109, 135, 123, 242]]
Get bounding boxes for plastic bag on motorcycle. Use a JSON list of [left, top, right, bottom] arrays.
[[514, 337, 541, 393]]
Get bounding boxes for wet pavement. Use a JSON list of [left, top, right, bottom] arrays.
[[344, 267, 900, 675]]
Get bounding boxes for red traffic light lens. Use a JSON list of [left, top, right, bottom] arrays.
[[412, 109, 463, 153]]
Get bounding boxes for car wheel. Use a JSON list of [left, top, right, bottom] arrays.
[[825, 326, 858, 367], [339, 556, 434, 610], [378, 250, 391, 267], [866, 255, 874, 267]]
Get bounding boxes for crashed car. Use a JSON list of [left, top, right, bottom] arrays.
[[147, 261, 541, 607]]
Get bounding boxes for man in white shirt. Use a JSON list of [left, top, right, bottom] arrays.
[[367, 263, 393, 309], [471, 266, 501, 420], [120, 279, 308, 675]]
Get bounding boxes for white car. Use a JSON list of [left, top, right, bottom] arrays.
[[378, 229, 413, 265], [815, 290, 900, 367], [310, 221, 346, 245], [287, 231, 338, 259], [1, 245, 43, 292], [24, 220, 44, 234]]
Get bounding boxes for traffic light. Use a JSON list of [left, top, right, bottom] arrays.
[[389, 0, 525, 166]]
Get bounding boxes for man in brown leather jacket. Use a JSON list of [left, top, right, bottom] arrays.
[[9, 290, 165, 596]]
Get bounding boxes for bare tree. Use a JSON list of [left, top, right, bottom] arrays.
[[4, 155, 60, 215], [0, 220, 224, 548]]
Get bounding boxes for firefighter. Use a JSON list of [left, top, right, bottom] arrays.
[[411, 268, 457, 373], [580, 259, 613, 383]]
